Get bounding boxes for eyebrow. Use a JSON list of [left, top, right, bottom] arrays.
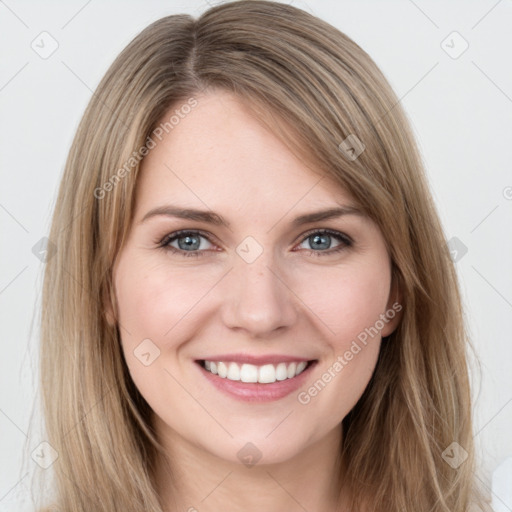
[[139, 205, 364, 228]]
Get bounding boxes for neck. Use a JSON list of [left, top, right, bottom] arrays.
[[154, 420, 350, 512]]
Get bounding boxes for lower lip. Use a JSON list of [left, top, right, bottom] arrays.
[[196, 361, 317, 402]]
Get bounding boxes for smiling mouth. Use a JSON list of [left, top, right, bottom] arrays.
[[198, 360, 317, 384]]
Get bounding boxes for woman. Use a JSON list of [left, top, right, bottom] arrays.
[[37, 1, 490, 510]]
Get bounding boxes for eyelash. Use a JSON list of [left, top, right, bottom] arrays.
[[157, 229, 353, 258]]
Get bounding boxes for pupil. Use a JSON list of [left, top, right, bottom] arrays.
[[178, 235, 200, 250], [310, 234, 331, 250]]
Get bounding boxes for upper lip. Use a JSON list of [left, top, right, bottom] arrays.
[[197, 353, 315, 365]]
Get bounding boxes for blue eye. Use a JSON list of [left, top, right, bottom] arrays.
[[296, 229, 352, 256], [159, 229, 352, 258], [160, 230, 214, 257]]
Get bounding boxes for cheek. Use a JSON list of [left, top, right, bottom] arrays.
[[292, 261, 390, 419], [115, 259, 213, 344], [293, 261, 391, 347], [113, 259, 204, 410]]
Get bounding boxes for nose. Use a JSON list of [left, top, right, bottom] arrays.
[[220, 251, 298, 338]]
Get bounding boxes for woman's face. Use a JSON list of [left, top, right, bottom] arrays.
[[111, 90, 400, 465]]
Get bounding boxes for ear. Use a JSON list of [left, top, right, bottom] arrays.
[[380, 268, 403, 338], [102, 280, 117, 327]]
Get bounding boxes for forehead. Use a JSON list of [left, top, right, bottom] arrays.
[[135, 91, 356, 216]]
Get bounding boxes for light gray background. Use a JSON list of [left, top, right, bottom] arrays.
[[1, 1, 511, 510]]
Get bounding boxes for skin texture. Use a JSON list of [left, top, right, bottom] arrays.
[[109, 90, 401, 511]]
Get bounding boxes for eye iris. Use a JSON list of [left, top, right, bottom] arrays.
[[309, 233, 331, 250], [178, 234, 200, 250]]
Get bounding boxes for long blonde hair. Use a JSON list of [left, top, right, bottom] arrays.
[[37, 1, 490, 510]]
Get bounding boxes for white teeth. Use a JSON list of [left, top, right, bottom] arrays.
[[227, 362, 240, 381], [217, 362, 227, 378], [258, 364, 276, 384], [275, 363, 288, 381], [240, 364, 258, 383], [296, 361, 307, 375], [202, 360, 310, 383]]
